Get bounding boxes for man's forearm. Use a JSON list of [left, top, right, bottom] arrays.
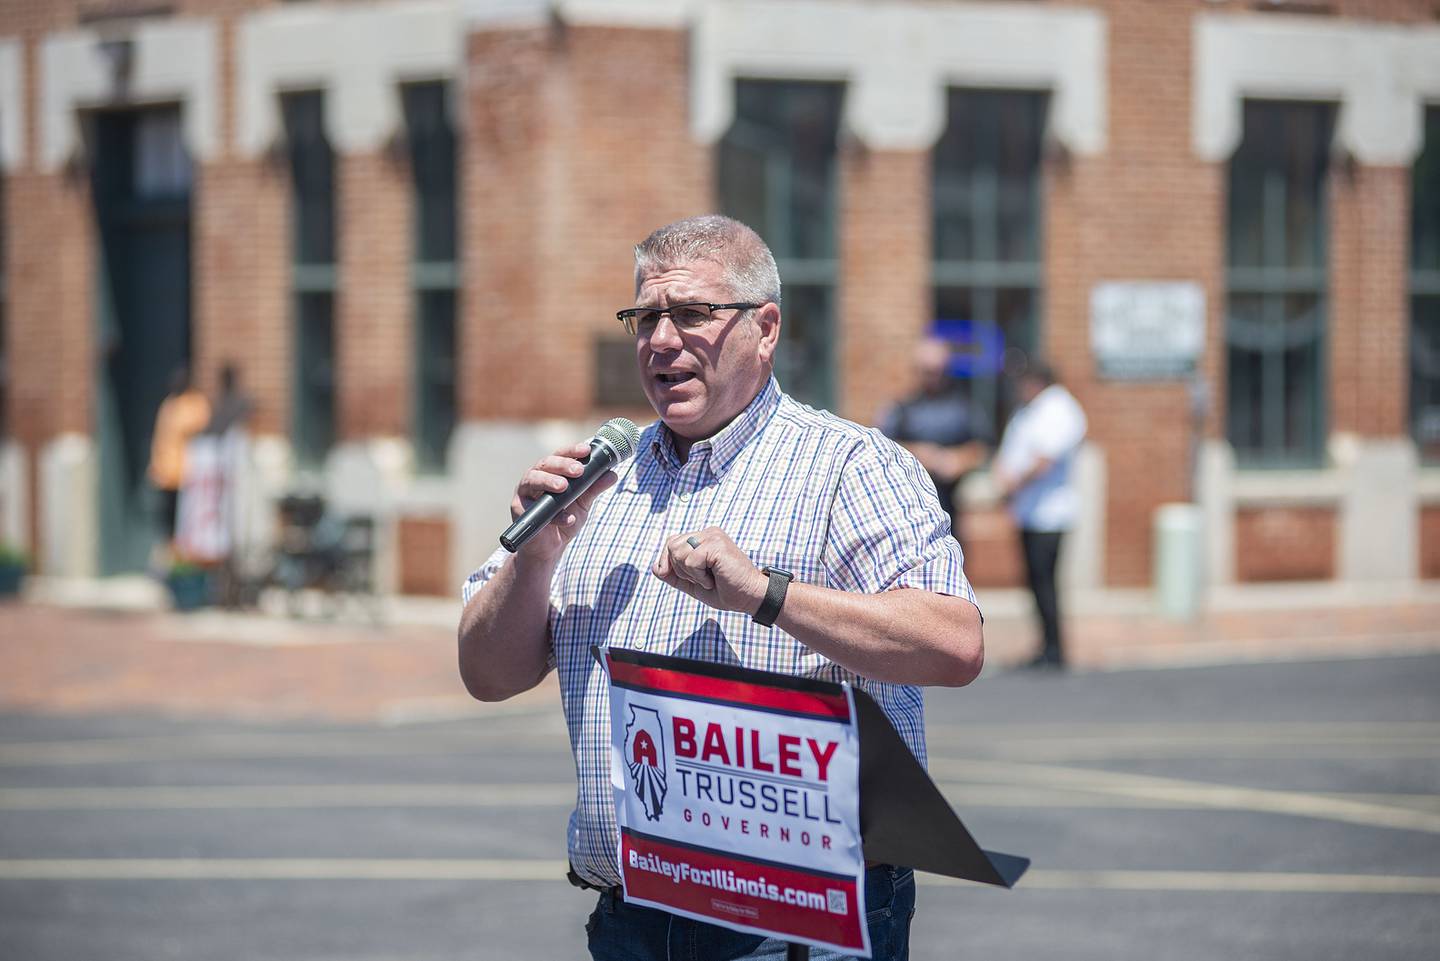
[[771, 585, 983, 687], [457, 554, 557, 702]]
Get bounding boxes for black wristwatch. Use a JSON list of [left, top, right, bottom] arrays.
[[752, 566, 793, 627]]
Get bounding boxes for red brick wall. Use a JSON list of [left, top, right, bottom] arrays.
[[1331, 164, 1409, 438], [838, 148, 930, 425], [1422, 507, 1440, 580], [549, 26, 711, 420], [1235, 506, 1337, 582], [5, 170, 92, 567], [1047, 0, 1225, 587], [959, 507, 1026, 589], [191, 8, 290, 438], [193, 159, 290, 436], [337, 151, 411, 440], [461, 27, 553, 421], [397, 515, 451, 597]]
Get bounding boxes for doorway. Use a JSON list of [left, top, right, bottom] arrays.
[[91, 106, 193, 574]]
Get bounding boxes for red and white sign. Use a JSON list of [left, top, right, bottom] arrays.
[[606, 651, 868, 957]]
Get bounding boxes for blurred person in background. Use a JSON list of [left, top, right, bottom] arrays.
[[879, 337, 991, 541], [458, 214, 984, 961], [206, 362, 254, 438], [993, 361, 1087, 670], [176, 363, 255, 605], [147, 366, 209, 564]]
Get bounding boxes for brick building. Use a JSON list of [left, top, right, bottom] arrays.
[[1, 0, 1438, 600]]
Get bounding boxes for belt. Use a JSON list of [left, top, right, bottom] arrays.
[[567, 864, 620, 896]]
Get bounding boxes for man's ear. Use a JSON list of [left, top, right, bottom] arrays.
[[755, 303, 782, 365]]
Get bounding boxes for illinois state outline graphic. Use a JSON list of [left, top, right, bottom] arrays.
[[625, 704, 668, 821]]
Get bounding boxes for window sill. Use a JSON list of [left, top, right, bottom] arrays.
[[397, 474, 452, 514], [1417, 467, 1440, 505], [1232, 467, 1344, 508]]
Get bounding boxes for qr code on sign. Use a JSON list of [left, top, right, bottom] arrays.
[[826, 889, 848, 915]]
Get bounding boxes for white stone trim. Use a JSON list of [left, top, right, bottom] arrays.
[[1194, 13, 1440, 165], [559, 0, 695, 28], [0, 439, 28, 554], [1060, 443, 1106, 594], [0, 38, 23, 172], [452, 419, 591, 591], [1334, 437, 1416, 583], [39, 433, 97, 578], [691, 0, 1106, 153], [1198, 439, 1235, 586], [1231, 469, 1345, 508], [39, 19, 219, 172], [238, 0, 462, 158], [460, 0, 553, 30], [1416, 466, 1440, 504]]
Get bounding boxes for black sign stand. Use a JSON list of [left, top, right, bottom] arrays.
[[599, 648, 1029, 959]]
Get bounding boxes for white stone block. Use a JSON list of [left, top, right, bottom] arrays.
[[39, 433, 97, 578]]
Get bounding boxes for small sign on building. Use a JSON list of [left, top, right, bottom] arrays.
[[1090, 281, 1205, 380]]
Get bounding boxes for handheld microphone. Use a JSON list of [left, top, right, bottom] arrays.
[[499, 417, 641, 553]]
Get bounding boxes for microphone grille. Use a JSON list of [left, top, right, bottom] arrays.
[[595, 417, 641, 460]]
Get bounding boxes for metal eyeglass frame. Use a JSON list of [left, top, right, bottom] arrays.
[[616, 302, 760, 336]]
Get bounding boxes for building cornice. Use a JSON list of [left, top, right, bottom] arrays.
[[1194, 12, 1440, 165]]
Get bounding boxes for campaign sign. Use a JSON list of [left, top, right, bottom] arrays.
[[605, 648, 869, 957]]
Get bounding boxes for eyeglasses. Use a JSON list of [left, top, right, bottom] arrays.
[[616, 302, 760, 337]]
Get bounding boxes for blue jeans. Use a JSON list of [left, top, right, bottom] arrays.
[[586, 864, 915, 960]]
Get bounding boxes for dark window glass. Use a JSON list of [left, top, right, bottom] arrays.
[[1226, 101, 1333, 466], [294, 291, 335, 467], [403, 82, 459, 473], [282, 91, 335, 267], [932, 89, 1047, 439], [403, 82, 458, 265], [133, 111, 191, 200], [773, 284, 835, 406], [283, 91, 336, 466], [1413, 107, 1440, 459], [415, 289, 456, 472], [718, 80, 843, 409]]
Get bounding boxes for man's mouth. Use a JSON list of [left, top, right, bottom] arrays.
[[655, 372, 697, 385]]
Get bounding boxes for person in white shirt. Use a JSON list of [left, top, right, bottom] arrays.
[[993, 362, 1087, 669]]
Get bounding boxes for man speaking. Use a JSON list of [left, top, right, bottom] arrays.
[[458, 215, 984, 960]]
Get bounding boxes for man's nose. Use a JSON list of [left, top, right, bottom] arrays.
[[646, 313, 685, 350]]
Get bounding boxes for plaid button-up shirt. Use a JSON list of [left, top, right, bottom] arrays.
[[462, 377, 979, 886]]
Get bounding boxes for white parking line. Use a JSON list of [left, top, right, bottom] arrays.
[[0, 726, 569, 767], [930, 870, 1440, 894], [0, 784, 575, 809], [929, 758, 1440, 834]]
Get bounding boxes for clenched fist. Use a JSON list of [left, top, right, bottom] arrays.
[[652, 527, 770, 617]]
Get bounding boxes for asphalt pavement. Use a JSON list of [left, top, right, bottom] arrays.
[[2, 652, 1438, 960]]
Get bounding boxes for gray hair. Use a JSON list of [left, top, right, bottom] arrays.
[[634, 215, 782, 308]]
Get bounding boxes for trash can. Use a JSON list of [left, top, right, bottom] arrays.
[[1154, 503, 1204, 621]]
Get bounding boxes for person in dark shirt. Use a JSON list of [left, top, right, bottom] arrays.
[[879, 338, 992, 538]]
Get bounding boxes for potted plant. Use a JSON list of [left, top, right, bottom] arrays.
[[165, 559, 212, 611], [0, 543, 27, 598]]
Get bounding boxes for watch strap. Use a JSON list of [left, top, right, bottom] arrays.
[[752, 566, 792, 627]]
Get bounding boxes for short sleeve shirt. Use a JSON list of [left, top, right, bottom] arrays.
[[994, 384, 1088, 531], [463, 377, 979, 886]]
